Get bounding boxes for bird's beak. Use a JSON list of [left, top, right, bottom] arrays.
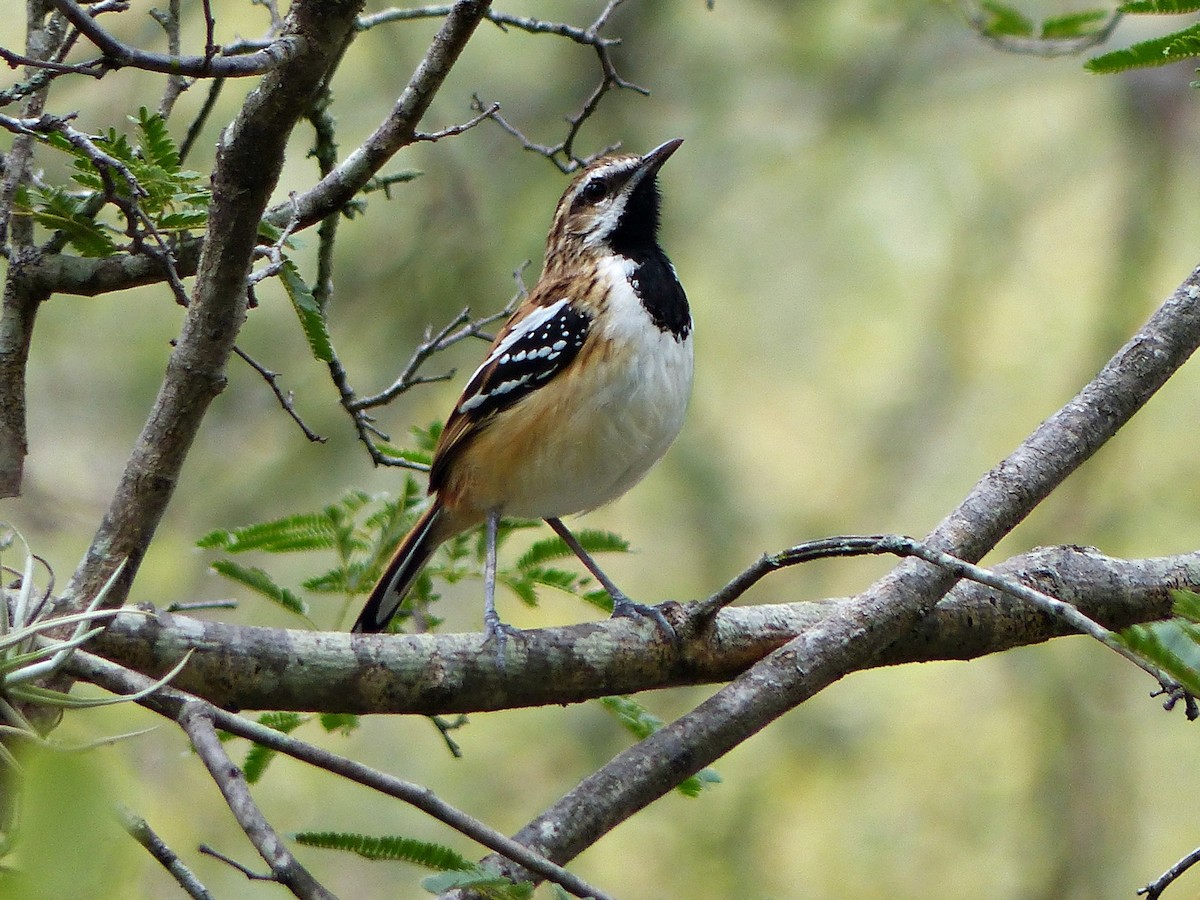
[[639, 138, 684, 177]]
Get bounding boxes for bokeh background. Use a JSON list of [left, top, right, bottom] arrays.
[[6, 1, 1200, 897]]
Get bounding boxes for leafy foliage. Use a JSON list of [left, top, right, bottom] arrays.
[[599, 696, 722, 797], [278, 259, 334, 363], [294, 832, 534, 898], [1119, 590, 1200, 696], [200, 478, 632, 630], [19, 107, 209, 257], [1084, 0, 1200, 77]]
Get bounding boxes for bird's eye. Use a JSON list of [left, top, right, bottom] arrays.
[[580, 179, 607, 204]]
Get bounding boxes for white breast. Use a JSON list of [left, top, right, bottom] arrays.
[[502, 255, 694, 518]]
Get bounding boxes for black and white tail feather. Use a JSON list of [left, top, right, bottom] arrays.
[[352, 502, 444, 633]]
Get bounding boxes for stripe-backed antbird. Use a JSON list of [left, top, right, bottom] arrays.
[[352, 139, 692, 645]]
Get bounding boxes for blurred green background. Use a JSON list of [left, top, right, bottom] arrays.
[[6, 0, 1200, 897]]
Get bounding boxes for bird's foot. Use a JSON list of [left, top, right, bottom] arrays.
[[610, 594, 678, 645], [483, 611, 521, 667]]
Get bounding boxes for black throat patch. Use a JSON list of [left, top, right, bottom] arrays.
[[628, 248, 691, 340]]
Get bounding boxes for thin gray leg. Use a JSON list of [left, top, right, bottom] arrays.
[[544, 517, 676, 643]]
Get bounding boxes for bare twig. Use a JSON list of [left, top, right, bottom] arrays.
[[1139, 845, 1200, 899], [117, 803, 215, 900], [47, 0, 307, 78], [198, 844, 276, 881], [180, 703, 335, 900], [413, 100, 499, 142], [232, 346, 327, 443]]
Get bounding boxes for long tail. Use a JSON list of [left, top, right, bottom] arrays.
[[353, 500, 445, 633]]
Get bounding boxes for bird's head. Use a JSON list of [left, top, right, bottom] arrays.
[[545, 138, 683, 269]]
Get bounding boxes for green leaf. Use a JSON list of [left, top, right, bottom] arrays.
[[1121, 0, 1200, 12], [294, 832, 473, 869], [279, 259, 334, 362], [1119, 620, 1200, 696], [599, 696, 720, 797], [196, 513, 336, 553], [1040, 9, 1111, 38], [1087, 22, 1200, 72], [515, 530, 629, 571], [22, 186, 117, 257], [1171, 589, 1200, 622], [421, 869, 534, 898], [209, 560, 308, 616], [979, 1, 1035, 36], [318, 713, 359, 735], [132, 106, 180, 171], [241, 712, 306, 783]]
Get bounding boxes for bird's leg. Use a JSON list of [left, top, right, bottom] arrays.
[[544, 517, 676, 643], [483, 509, 517, 659]]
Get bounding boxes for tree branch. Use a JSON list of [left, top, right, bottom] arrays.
[[483, 260, 1200, 883], [267, 0, 494, 231], [66, 652, 617, 900], [117, 803, 216, 900], [47, 0, 307, 78], [59, 0, 364, 611], [88, 544, 1181, 715], [179, 703, 335, 900]]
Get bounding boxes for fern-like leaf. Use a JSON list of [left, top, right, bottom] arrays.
[[1121, 0, 1200, 12], [133, 106, 180, 170], [318, 713, 359, 735], [294, 832, 473, 869], [279, 259, 334, 363], [209, 560, 308, 616], [515, 530, 629, 571], [197, 514, 335, 553], [1087, 22, 1200, 72], [242, 712, 307, 784], [22, 186, 117, 257]]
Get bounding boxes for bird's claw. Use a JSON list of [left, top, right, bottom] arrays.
[[611, 595, 678, 646]]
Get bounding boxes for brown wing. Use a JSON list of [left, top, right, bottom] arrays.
[[428, 279, 593, 495]]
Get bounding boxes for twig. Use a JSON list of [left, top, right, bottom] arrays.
[[198, 844, 276, 881], [413, 101, 499, 142], [267, 0, 496, 230], [464, 0, 646, 171], [164, 599, 238, 613], [47, 0, 307, 78], [349, 301, 514, 412], [179, 702, 335, 900], [68, 651, 616, 900], [232, 346, 327, 443], [1139, 844, 1200, 899], [698, 534, 1196, 718], [117, 803, 215, 900]]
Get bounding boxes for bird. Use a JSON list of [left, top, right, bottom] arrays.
[[352, 138, 692, 643]]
